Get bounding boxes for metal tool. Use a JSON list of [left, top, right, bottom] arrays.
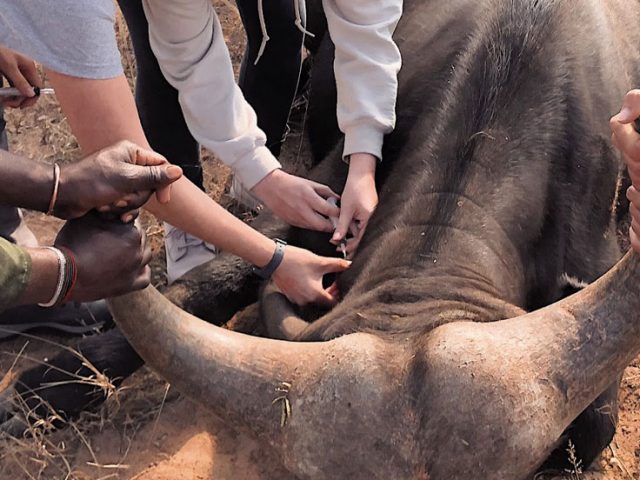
[[0, 86, 55, 97], [326, 197, 348, 259]]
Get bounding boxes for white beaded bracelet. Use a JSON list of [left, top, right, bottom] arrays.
[[38, 247, 67, 308]]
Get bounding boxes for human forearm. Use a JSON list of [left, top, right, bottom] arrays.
[[0, 149, 53, 212], [349, 153, 377, 177], [145, 177, 275, 267], [14, 248, 58, 307], [146, 180, 352, 305]]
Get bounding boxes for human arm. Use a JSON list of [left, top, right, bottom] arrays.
[[140, 0, 337, 231], [46, 70, 348, 305], [610, 89, 640, 252], [322, 0, 402, 251], [0, 141, 182, 219], [2, 215, 152, 310], [155, 180, 349, 305]]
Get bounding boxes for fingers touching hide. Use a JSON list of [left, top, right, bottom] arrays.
[[272, 245, 351, 307]]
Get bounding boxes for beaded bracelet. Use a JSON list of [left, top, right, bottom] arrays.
[[38, 247, 66, 307], [37, 246, 77, 308], [59, 247, 78, 304]]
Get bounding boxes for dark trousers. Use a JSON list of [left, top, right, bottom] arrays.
[[236, 0, 304, 156], [117, 0, 304, 189]]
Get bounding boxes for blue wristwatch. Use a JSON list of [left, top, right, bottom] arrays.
[[253, 239, 287, 279]]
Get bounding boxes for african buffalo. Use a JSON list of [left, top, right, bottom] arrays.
[[105, 0, 640, 477], [5, 0, 640, 477]]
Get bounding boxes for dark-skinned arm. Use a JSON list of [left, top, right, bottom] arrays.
[[0, 141, 183, 220], [13, 247, 59, 307], [0, 149, 55, 214], [3, 213, 153, 310]]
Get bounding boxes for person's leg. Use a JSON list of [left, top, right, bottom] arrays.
[[117, 0, 203, 188], [117, 0, 216, 284], [236, 0, 305, 157]]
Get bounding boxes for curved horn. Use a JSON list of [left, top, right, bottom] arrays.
[[106, 287, 389, 441], [418, 250, 640, 478], [486, 250, 640, 418], [108, 251, 640, 479]]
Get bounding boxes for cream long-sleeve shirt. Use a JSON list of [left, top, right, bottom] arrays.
[[142, 0, 403, 189]]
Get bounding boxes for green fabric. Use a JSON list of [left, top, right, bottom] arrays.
[[0, 237, 31, 312]]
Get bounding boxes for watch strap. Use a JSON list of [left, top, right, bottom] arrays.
[[253, 239, 287, 279]]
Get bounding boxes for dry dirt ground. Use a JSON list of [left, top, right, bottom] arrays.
[[0, 2, 639, 479]]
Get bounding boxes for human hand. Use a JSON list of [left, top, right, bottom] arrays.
[[251, 169, 340, 232], [611, 90, 640, 186], [272, 245, 351, 306], [611, 90, 640, 253], [56, 140, 182, 220], [0, 47, 42, 109], [332, 153, 378, 256], [54, 212, 152, 302]]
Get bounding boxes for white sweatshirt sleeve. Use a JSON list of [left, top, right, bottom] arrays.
[[141, 0, 281, 189], [322, 0, 403, 161]]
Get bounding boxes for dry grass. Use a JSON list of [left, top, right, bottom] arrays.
[[0, 3, 244, 478], [0, 342, 180, 480]]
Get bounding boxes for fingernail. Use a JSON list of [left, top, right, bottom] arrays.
[[166, 165, 182, 180], [123, 214, 134, 223], [116, 200, 128, 208]]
